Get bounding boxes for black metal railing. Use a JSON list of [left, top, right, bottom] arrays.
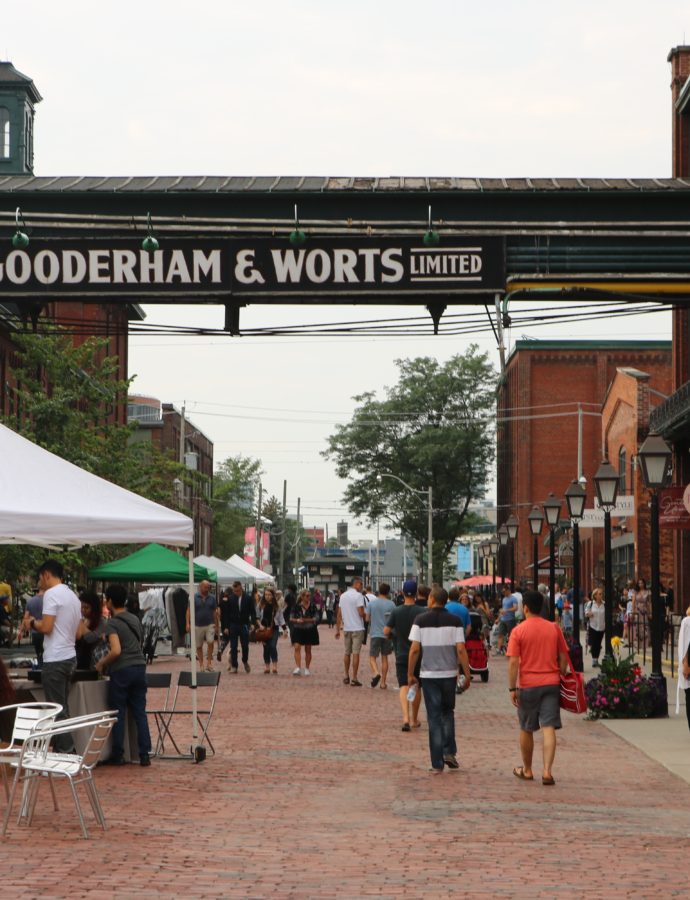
[[650, 380, 690, 435]]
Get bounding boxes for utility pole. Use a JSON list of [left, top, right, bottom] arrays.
[[376, 519, 380, 588], [255, 482, 263, 569], [295, 497, 301, 586], [279, 479, 287, 589], [179, 404, 185, 465]]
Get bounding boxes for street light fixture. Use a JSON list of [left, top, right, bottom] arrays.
[[379, 473, 433, 584], [489, 534, 499, 600], [506, 513, 519, 592], [542, 493, 562, 621], [498, 524, 509, 589], [565, 479, 587, 669], [527, 505, 544, 591], [594, 459, 620, 660], [637, 432, 673, 715]]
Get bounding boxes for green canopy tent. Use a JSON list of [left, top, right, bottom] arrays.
[[88, 542, 216, 583]]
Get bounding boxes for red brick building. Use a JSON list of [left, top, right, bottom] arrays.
[[600, 368, 673, 588], [128, 396, 213, 555], [497, 340, 671, 595]]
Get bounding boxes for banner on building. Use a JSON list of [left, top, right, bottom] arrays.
[[243, 527, 270, 567], [456, 541, 473, 574], [660, 485, 690, 529]]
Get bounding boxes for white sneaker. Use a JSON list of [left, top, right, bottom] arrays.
[[292, 667, 301, 676], [303, 668, 310, 676]]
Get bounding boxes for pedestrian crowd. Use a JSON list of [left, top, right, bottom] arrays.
[[2, 560, 688, 785]]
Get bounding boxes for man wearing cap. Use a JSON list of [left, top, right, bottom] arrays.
[[335, 576, 366, 686], [384, 579, 425, 731]]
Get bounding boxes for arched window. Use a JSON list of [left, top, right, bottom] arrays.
[[618, 446, 627, 495], [0, 107, 9, 159]]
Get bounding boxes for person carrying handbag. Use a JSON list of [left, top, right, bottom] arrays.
[[259, 587, 285, 674]]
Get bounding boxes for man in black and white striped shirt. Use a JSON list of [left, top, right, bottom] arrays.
[[408, 586, 471, 774]]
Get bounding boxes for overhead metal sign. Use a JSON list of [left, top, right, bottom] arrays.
[[0, 237, 506, 300]]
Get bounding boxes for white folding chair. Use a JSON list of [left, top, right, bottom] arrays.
[[0, 702, 63, 800], [3, 714, 116, 839]]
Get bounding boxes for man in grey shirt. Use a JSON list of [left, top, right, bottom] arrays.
[[366, 583, 396, 689]]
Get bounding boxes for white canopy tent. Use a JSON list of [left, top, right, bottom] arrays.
[[194, 554, 247, 585], [0, 423, 206, 760], [226, 554, 274, 583], [0, 422, 192, 548]]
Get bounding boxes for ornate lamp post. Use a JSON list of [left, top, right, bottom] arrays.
[[498, 524, 509, 588], [565, 479, 587, 669], [527, 505, 544, 591], [506, 513, 519, 592], [637, 432, 673, 715], [489, 534, 500, 602], [480, 539, 491, 601], [542, 493, 562, 622], [593, 460, 620, 660]]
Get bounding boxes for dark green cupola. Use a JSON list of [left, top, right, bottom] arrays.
[[0, 61, 42, 175]]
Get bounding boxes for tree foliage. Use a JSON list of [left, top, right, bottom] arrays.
[[324, 347, 497, 578], [212, 455, 262, 559], [0, 329, 188, 585]]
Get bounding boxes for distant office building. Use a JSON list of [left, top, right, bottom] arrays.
[[337, 521, 348, 547]]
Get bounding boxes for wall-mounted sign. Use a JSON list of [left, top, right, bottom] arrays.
[[579, 495, 635, 528], [0, 237, 505, 299], [661, 485, 690, 529]]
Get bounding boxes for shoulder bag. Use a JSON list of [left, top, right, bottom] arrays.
[[559, 650, 586, 714]]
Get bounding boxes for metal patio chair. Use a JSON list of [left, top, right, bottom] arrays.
[[0, 702, 63, 800], [3, 713, 116, 838]]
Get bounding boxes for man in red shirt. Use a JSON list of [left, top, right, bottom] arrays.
[[506, 590, 570, 785]]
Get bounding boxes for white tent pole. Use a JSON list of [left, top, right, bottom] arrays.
[[189, 549, 199, 749]]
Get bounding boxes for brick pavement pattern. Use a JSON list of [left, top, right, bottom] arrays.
[[3, 629, 689, 899]]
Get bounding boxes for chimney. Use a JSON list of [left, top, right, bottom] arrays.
[[668, 46, 690, 177]]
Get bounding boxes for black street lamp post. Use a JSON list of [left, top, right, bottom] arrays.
[[593, 460, 620, 661], [498, 524, 509, 590], [528, 505, 544, 592], [565, 479, 587, 671], [490, 534, 499, 602], [637, 432, 673, 716], [543, 493, 562, 622], [506, 514, 519, 592]]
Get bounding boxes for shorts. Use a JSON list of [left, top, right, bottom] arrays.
[[194, 623, 215, 649], [369, 637, 393, 658], [498, 619, 516, 638], [517, 684, 561, 733], [396, 659, 421, 688], [343, 630, 364, 655]]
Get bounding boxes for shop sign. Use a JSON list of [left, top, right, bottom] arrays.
[[660, 485, 690, 529], [0, 237, 505, 299]]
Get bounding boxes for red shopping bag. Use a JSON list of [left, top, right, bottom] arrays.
[[559, 653, 586, 714]]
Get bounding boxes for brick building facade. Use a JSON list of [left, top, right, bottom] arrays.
[[128, 396, 213, 555], [497, 341, 671, 596]]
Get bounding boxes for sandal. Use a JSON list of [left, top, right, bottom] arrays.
[[343, 676, 350, 685], [401, 723, 411, 732], [513, 766, 534, 781], [542, 775, 556, 786], [411, 721, 421, 728], [350, 679, 363, 687]]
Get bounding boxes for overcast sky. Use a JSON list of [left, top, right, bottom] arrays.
[[4, 2, 686, 542]]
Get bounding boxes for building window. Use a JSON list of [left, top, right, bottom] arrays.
[[0, 108, 10, 159], [618, 446, 626, 495]]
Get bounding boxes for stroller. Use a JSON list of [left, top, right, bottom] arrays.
[[464, 611, 490, 684]]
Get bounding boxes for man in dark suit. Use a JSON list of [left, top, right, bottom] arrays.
[[219, 581, 256, 673]]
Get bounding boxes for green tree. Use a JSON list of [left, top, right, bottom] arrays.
[[212, 455, 262, 559], [0, 329, 187, 585], [324, 347, 497, 579]]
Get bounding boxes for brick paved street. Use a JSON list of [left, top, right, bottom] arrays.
[[4, 629, 690, 899]]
